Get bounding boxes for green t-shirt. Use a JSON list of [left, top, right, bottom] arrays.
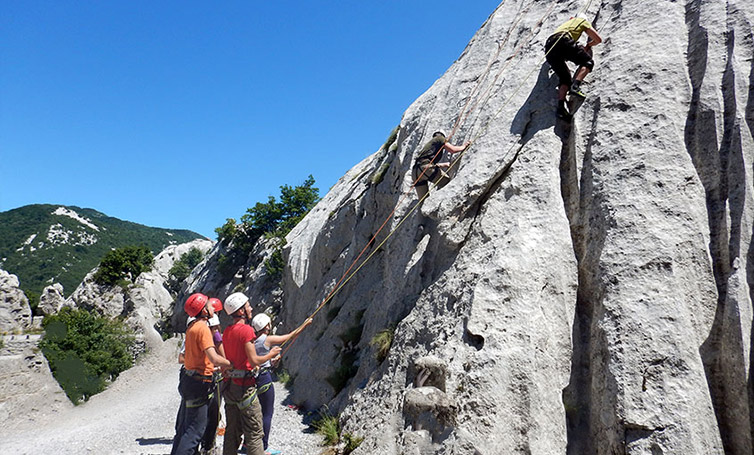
[[417, 136, 447, 161], [553, 17, 592, 42]]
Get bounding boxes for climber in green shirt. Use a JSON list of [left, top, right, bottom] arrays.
[[544, 14, 603, 119]]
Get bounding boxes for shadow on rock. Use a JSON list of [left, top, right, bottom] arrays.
[[510, 65, 558, 143]]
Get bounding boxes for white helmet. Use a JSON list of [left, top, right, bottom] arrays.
[[207, 315, 221, 327], [224, 292, 249, 316], [186, 316, 196, 326], [251, 313, 271, 332]]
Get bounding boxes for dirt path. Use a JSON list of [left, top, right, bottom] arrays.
[[0, 339, 322, 454]]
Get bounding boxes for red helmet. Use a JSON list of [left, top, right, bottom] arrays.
[[184, 293, 209, 317], [208, 298, 223, 313]]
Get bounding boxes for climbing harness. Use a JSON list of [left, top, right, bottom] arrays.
[[183, 367, 214, 382], [185, 393, 213, 408], [180, 367, 216, 408], [225, 388, 259, 410]]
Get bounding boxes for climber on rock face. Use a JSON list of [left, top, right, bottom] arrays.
[[544, 13, 603, 119], [412, 131, 470, 199]]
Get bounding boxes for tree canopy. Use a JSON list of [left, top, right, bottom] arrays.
[[215, 175, 320, 250], [93, 245, 154, 286]]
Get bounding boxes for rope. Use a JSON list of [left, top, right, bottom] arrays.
[[280, 0, 596, 354], [447, 0, 534, 141], [449, 0, 553, 143]]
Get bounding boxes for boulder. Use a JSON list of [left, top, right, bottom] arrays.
[[38, 283, 66, 317]]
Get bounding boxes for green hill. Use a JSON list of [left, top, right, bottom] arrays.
[[0, 204, 205, 297]]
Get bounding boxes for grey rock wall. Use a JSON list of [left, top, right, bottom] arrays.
[[183, 0, 753, 453]]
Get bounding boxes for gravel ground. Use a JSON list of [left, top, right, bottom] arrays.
[[0, 339, 323, 455]]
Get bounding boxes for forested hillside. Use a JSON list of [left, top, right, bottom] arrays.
[[0, 204, 204, 298]]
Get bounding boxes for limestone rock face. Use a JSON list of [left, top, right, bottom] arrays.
[[38, 283, 66, 317], [189, 0, 752, 453], [0, 269, 32, 333]]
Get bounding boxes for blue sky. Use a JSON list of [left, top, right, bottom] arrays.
[[1, 1, 500, 239]]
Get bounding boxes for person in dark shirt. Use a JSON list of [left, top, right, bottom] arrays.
[[412, 131, 469, 199]]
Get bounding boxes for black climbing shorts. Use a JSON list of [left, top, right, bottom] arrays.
[[544, 33, 594, 86]]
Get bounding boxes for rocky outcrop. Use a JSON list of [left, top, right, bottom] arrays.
[[0, 270, 32, 333], [175, 0, 753, 453], [0, 240, 212, 436], [171, 236, 283, 332], [0, 334, 72, 430], [38, 283, 66, 317], [69, 239, 213, 350]]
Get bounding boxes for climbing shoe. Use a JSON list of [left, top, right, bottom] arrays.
[[557, 105, 572, 120], [569, 82, 586, 99]]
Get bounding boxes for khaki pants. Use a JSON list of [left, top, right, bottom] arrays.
[[222, 382, 264, 455], [412, 161, 451, 199]]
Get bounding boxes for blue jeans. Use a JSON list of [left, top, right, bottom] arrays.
[[171, 370, 213, 455]]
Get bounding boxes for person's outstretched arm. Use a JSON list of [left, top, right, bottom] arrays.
[[245, 340, 282, 367], [585, 27, 602, 47], [265, 318, 313, 346], [443, 141, 471, 154]]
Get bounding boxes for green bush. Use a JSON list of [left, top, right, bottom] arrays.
[[167, 247, 205, 292], [312, 409, 363, 453], [214, 218, 237, 245], [382, 125, 400, 152], [370, 161, 391, 186], [40, 307, 135, 404], [93, 245, 154, 286], [276, 369, 294, 390], [370, 326, 394, 362]]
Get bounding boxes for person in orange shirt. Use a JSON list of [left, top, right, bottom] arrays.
[[171, 293, 231, 455]]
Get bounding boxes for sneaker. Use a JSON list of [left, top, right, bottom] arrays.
[[569, 83, 586, 99], [265, 450, 282, 455]]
